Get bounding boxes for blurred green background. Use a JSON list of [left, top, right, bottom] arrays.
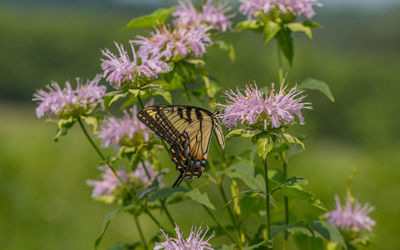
[[1, 0, 399, 249]]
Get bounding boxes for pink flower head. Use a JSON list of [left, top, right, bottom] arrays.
[[132, 161, 163, 186], [86, 166, 128, 198], [239, 0, 321, 20], [173, 0, 234, 32], [101, 42, 171, 88], [33, 75, 106, 118], [97, 105, 150, 148], [217, 82, 311, 129], [154, 225, 214, 250], [133, 25, 212, 62], [325, 195, 376, 232]]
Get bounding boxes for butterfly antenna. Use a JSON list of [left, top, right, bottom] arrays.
[[172, 172, 185, 188]]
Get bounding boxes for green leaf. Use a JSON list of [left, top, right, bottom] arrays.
[[104, 91, 129, 112], [243, 240, 268, 250], [215, 244, 236, 250], [225, 129, 256, 140], [257, 133, 274, 160], [299, 78, 335, 102], [214, 40, 235, 62], [287, 22, 312, 38], [236, 20, 262, 32], [151, 87, 172, 104], [279, 185, 327, 211], [146, 187, 188, 202], [124, 7, 175, 30], [294, 233, 324, 250], [303, 20, 322, 29], [286, 143, 304, 161], [95, 208, 123, 249], [54, 117, 75, 141], [276, 28, 294, 65], [202, 75, 221, 98], [309, 221, 346, 249], [271, 223, 298, 237], [271, 176, 308, 194], [225, 162, 265, 190], [263, 21, 281, 44], [185, 188, 215, 210], [280, 132, 305, 150], [80, 115, 98, 131]]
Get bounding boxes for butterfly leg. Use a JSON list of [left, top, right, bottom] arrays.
[[172, 172, 185, 188]]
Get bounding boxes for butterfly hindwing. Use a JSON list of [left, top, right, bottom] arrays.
[[137, 105, 225, 187]]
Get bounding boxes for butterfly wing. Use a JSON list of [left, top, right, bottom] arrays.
[[137, 105, 191, 144], [137, 105, 224, 187]]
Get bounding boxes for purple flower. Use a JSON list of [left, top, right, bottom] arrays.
[[97, 105, 150, 148], [33, 75, 106, 118], [239, 0, 321, 20], [217, 82, 311, 129], [154, 225, 214, 250], [101, 42, 171, 88], [173, 0, 234, 32], [132, 161, 163, 186], [86, 166, 128, 198], [326, 195, 375, 232], [133, 25, 212, 61]]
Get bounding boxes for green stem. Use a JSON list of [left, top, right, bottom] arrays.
[[133, 214, 147, 249], [218, 183, 243, 244], [283, 160, 289, 250], [144, 206, 161, 227], [277, 44, 284, 85], [137, 95, 145, 109], [78, 117, 135, 198], [161, 199, 176, 228], [182, 82, 193, 105], [186, 182, 239, 246], [78, 118, 160, 229], [264, 158, 273, 249]]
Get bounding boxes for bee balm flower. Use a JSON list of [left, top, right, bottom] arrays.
[[154, 225, 214, 250], [325, 195, 375, 232], [33, 75, 106, 118], [217, 82, 311, 130]]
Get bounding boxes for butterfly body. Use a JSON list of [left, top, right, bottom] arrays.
[[137, 105, 225, 187]]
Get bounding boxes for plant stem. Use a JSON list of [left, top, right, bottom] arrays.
[[264, 158, 273, 249], [186, 182, 239, 246], [218, 183, 244, 244], [137, 95, 145, 109], [133, 214, 147, 249], [283, 160, 289, 250], [182, 82, 193, 105], [78, 117, 134, 198], [277, 44, 284, 85], [78, 118, 160, 228], [161, 199, 176, 228]]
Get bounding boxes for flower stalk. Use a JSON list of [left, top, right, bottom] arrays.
[[133, 214, 147, 249], [264, 158, 273, 249]]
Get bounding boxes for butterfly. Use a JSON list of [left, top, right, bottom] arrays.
[[137, 105, 225, 187]]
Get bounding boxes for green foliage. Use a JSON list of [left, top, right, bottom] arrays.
[[276, 27, 294, 65], [279, 185, 327, 211], [54, 117, 75, 141], [299, 78, 335, 102], [309, 221, 346, 249], [146, 187, 188, 202], [255, 132, 274, 160], [124, 7, 175, 30], [263, 21, 281, 44], [95, 208, 124, 249], [185, 188, 215, 210], [225, 162, 265, 190]]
